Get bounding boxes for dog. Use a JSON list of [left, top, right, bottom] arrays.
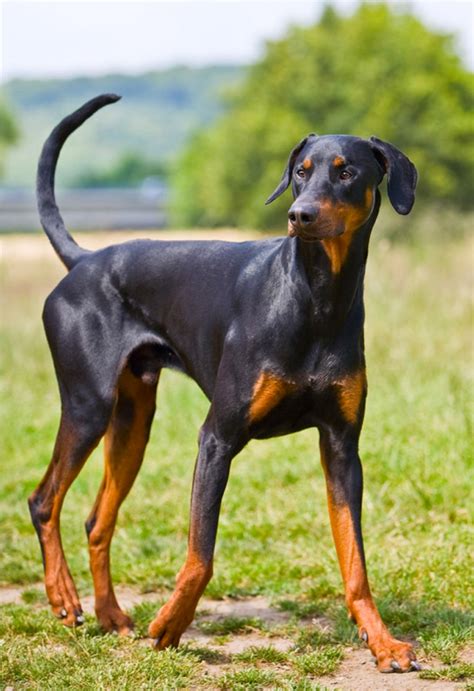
[[29, 94, 419, 672]]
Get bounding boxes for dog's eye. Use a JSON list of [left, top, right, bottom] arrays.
[[295, 169, 306, 179], [340, 170, 353, 180]]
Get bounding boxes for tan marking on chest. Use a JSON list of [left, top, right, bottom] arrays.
[[334, 369, 367, 424], [249, 373, 295, 424], [321, 228, 355, 275], [320, 188, 374, 274]]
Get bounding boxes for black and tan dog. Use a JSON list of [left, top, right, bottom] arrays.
[[29, 94, 419, 672]]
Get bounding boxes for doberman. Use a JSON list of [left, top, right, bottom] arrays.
[[29, 94, 419, 673]]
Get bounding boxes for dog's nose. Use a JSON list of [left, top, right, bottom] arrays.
[[288, 202, 317, 228]]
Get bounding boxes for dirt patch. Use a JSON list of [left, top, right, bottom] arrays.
[[0, 586, 27, 606], [81, 585, 160, 614], [323, 648, 459, 691], [1, 584, 470, 689], [182, 595, 297, 655], [195, 594, 293, 627]]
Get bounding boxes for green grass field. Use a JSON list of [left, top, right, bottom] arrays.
[[0, 231, 473, 689]]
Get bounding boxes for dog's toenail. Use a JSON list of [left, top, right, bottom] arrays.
[[60, 608, 67, 618], [360, 629, 368, 643], [410, 660, 422, 671], [391, 661, 401, 671], [76, 614, 85, 624]]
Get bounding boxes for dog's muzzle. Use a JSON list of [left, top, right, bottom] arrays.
[[287, 201, 342, 241]]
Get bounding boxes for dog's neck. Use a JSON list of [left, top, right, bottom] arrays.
[[292, 191, 381, 331]]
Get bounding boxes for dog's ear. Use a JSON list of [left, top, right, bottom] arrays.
[[369, 137, 418, 215], [265, 134, 316, 205]]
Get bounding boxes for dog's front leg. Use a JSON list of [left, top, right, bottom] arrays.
[[149, 421, 239, 649], [319, 429, 419, 673]]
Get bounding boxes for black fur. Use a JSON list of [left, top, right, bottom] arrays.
[[32, 95, 418, 661]]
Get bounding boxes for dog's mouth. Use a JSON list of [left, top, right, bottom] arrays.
[[287, 220, 343, 242]]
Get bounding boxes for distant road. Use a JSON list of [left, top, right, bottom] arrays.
[[0, 186, 167, 232]]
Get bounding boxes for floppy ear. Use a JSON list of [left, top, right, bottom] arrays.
[[265, 134, 316, 205], [369, 137, 418, 214]]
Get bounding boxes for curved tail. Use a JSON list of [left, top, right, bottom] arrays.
[[36, 93, 121, 270]]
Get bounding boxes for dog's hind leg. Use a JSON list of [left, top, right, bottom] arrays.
[[86, 364, 159, 634], [28, 396, 111, 627], [29, 289, 126, 626]]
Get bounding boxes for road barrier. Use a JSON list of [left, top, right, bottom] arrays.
[[0, 186, 168, 232]]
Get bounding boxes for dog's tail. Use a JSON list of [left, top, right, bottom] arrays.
[[36, 93, 121, 270]]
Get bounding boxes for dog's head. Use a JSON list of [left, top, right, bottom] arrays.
[[266, 134, 417, 241]]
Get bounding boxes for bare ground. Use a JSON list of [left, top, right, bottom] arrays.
[[1, 585, 471, 690]]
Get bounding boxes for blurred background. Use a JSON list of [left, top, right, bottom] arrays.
[[0, 0, 472, 236]]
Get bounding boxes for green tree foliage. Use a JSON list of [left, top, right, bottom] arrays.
[[3, 66, 243, 186], [76, 152, 168, 187], [0, 100, 19, 177], [173, 4, 473, 229]]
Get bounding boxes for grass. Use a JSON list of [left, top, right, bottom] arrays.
[[419, 663, 474, 682], [0, 608, 202, 689], [0, 230, 473, 688], [197, 617, 266, 636], [216, 668, 279, 689], [233, 645, 289, 664], [291, 648, 344, 676]]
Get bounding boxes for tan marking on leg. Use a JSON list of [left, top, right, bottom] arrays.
[[327, 498, 415, 670], [88, 366, 157, 634], [320, 188, 374, 273], [320, 445, 417, 672], [320, 446, 374, 616], [334, 369, 367, 424], [29, 419, 100, 626], [249, 372, 295, 424], [175, 550, 213, 613], [149, 549, 212, 648]]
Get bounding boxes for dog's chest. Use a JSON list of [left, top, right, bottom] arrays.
[[249, 349, 365, 440]]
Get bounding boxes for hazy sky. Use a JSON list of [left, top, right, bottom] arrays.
[[1, 0, 473, 83]]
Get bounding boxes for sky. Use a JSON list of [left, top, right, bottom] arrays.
[[1, 0, 473, 83]]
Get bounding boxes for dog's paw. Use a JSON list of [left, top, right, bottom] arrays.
[[53, 604, 85, 627], [96, 605, 134, 636], [361, 629, 419, 673], [47, 571, 84, 627], [148, 598, 195, 649]]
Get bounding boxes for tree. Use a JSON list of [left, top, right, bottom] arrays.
[[0, 101, 19, 177], [76, 152, 168, 187], [172, 4, 473, 229]]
